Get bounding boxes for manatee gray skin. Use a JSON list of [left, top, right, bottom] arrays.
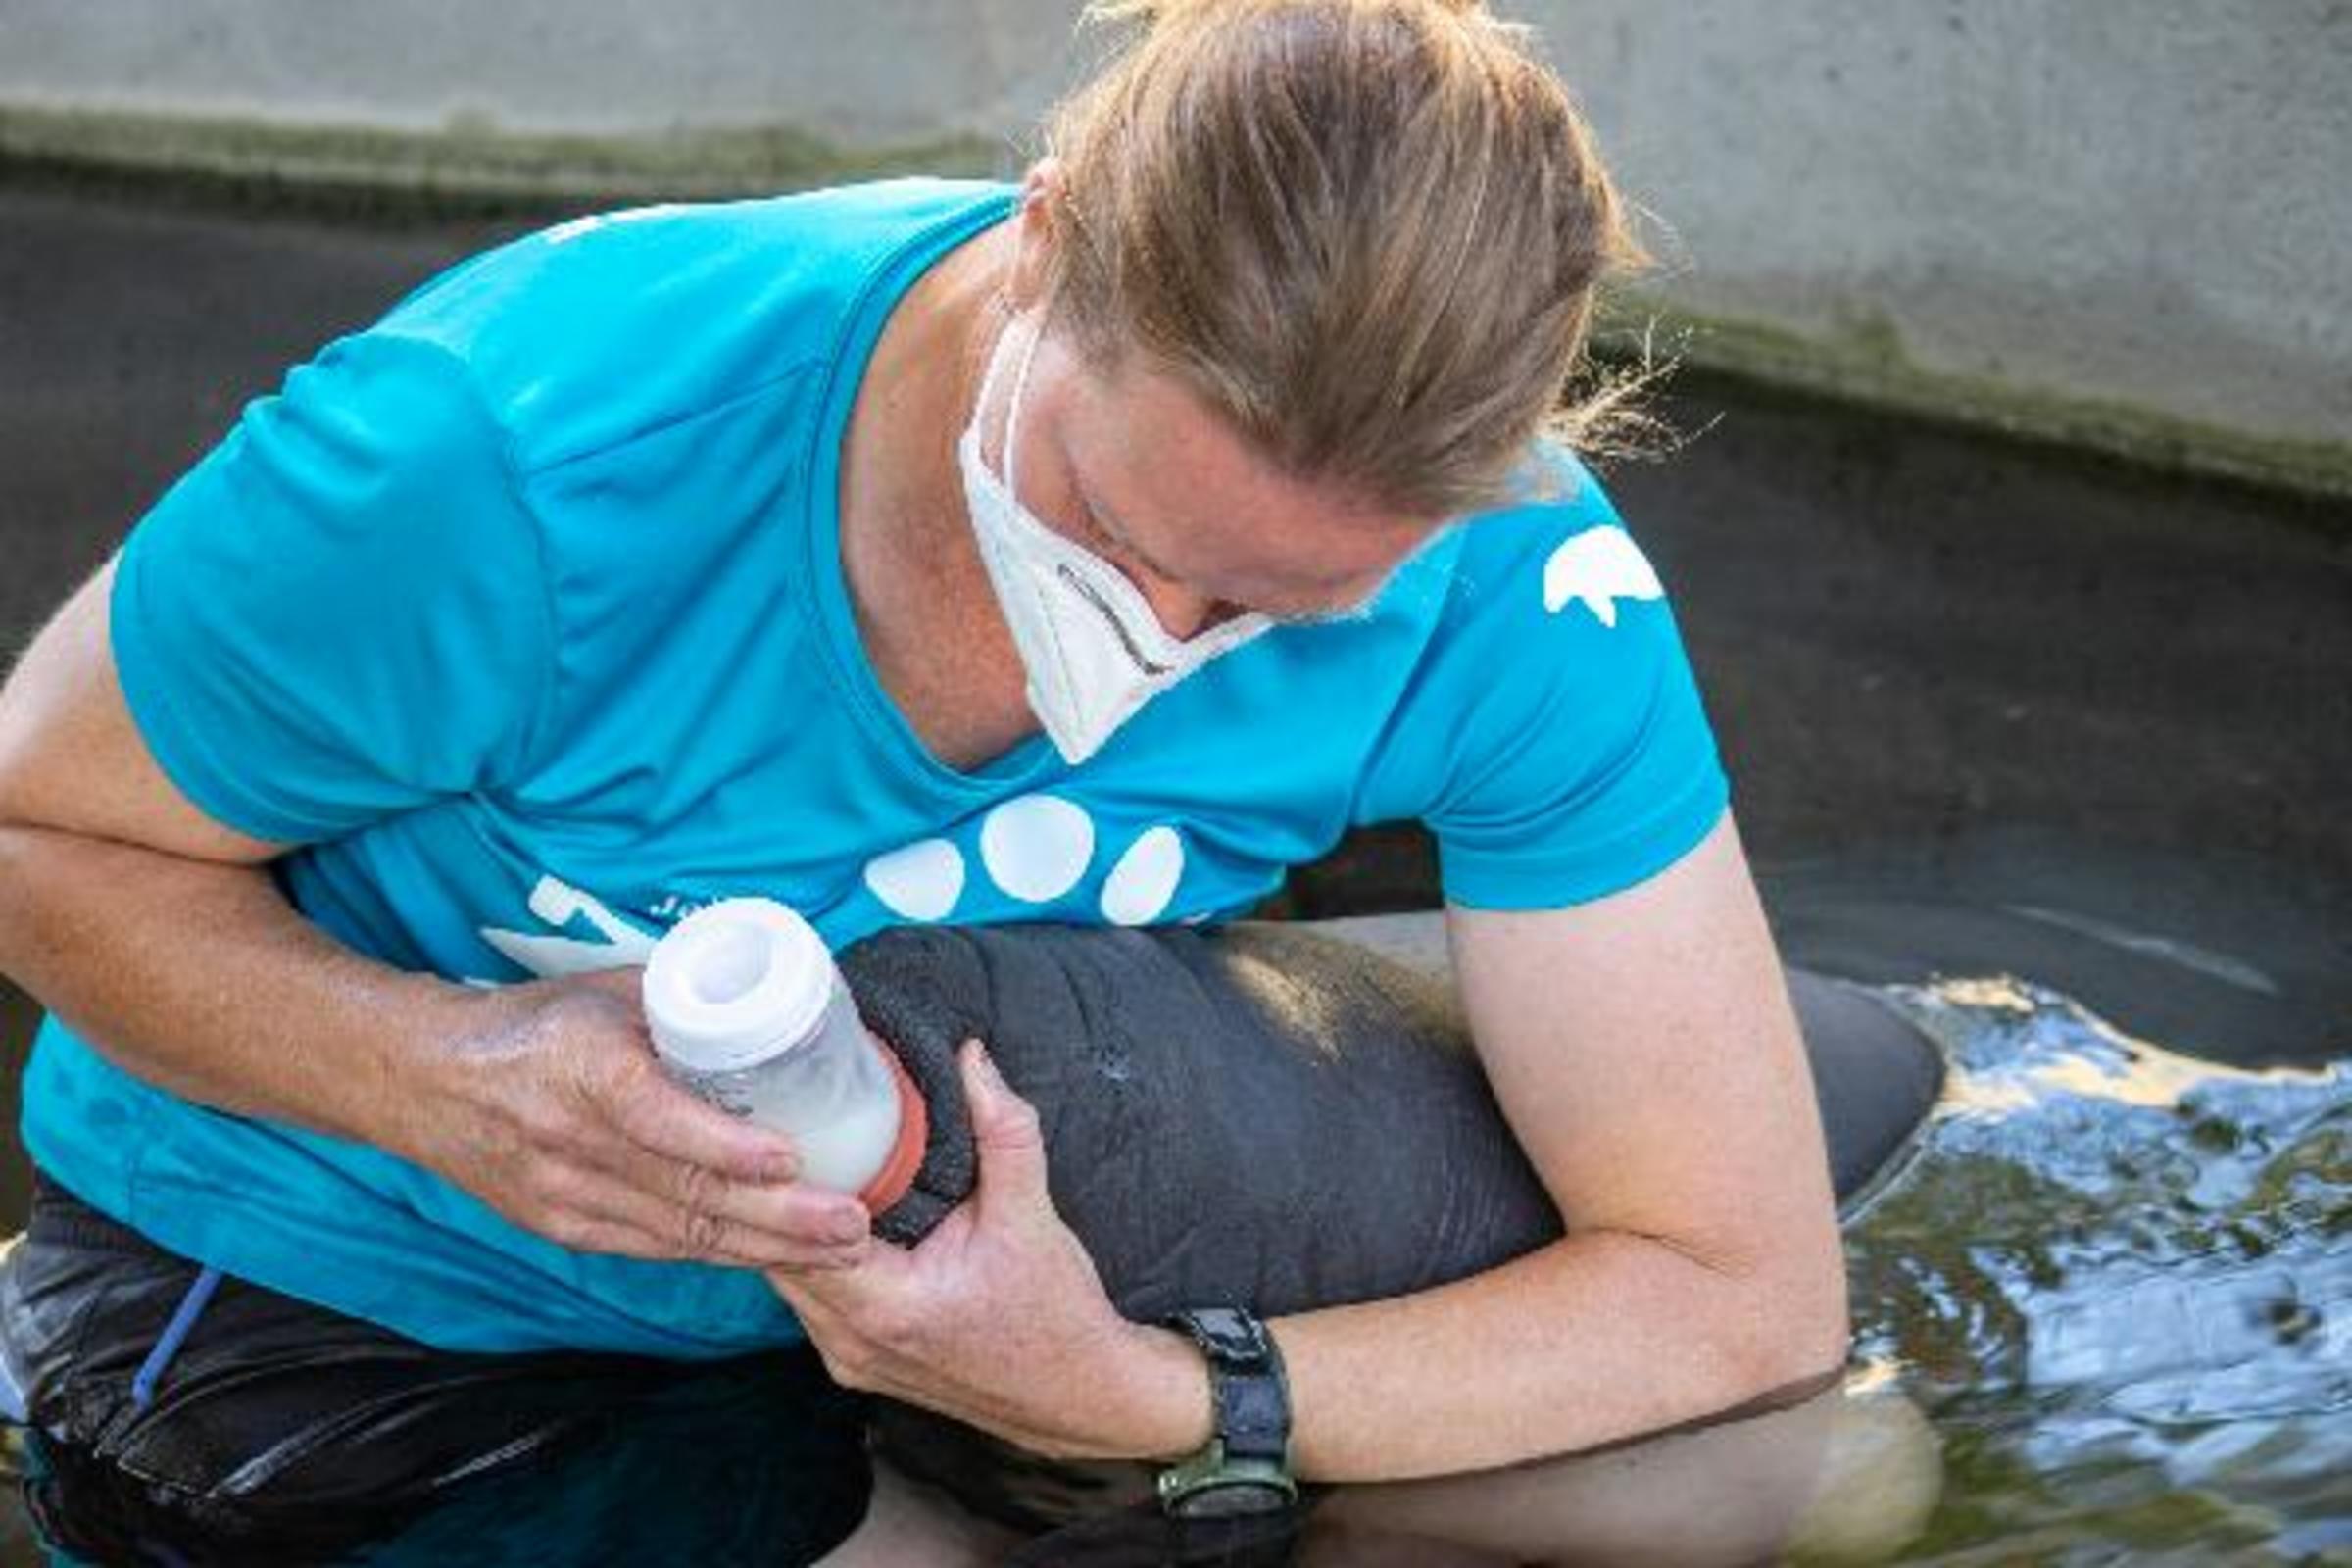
[[842, 915, 1943, 1323]]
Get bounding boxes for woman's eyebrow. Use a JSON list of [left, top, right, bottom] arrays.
[[1080, 488, 1185, 583], [1084, 472, 1380, 614]]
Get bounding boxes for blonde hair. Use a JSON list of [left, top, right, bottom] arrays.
[[1041, 0, 1653, 518]]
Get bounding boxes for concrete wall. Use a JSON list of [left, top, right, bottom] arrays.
[[3, 0, 2346, 482], [1561, 1, 2352, 462], [0, 0, 1087, 144]]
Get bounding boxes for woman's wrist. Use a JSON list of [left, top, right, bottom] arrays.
[[376, 972, 534, 1168], [1095, 1321, 1218, 1462]]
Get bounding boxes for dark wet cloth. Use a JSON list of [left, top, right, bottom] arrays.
[[0, 917, 1942, 1560]]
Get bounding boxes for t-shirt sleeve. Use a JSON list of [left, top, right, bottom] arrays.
[[1358, 471, 1731, 911], [109, 330, 551, 844]]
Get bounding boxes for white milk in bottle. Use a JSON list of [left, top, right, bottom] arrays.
[[641, 899, 921, 1200]]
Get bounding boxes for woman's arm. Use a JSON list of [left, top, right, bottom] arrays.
[[772, 810, 1851, 1481], [1244, 811, 1848, 1476], [0, 562, 870, 1267]]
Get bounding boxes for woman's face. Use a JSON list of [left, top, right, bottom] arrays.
[[977, 311, 1448, 641]]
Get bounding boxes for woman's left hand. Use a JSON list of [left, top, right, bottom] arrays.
[[767, 1039, 1207, 1462]]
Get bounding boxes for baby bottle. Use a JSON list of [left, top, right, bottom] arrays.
[[642, 899, 926, 1209]]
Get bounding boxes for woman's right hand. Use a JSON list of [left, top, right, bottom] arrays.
[[410, 966, 878, 1270]]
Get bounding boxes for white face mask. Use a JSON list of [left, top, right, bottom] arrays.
[[958, 313, 1271, 764]]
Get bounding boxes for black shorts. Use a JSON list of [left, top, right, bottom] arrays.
[[0, 1171, 874, 1566]]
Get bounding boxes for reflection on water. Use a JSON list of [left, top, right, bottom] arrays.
[[1843, 975, 2351, 1564], [1291, 971, 2350, 1566]]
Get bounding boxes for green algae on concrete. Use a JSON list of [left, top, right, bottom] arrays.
[[1594, 295, 2352, 511], [0, 102, 1005, 218]]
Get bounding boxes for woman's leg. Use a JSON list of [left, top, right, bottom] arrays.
[[1295, 1374, 1940, 1568], [814, 1450, 1028, 1566]]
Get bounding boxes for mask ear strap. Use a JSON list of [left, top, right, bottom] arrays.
[[998, 312, 1047, 499], [968, 307, 1014, 451]]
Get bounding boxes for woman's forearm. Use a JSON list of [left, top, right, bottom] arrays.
[[0, 821, 870, 1265], [0, 822, 476, 1161], [1115, 1226, 1846, 1483]]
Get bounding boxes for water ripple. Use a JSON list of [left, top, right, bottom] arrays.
[[1843, 975, 2351, 1561]]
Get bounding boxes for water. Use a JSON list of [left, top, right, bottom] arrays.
[[1840, 974, 2350, 1564], [1285, 954, 2350, 1566]]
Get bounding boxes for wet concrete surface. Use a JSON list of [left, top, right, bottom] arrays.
[[2, 177, 2346, 1200]]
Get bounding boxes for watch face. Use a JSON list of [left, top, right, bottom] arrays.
[[1172, 1480, 1294, 1519]]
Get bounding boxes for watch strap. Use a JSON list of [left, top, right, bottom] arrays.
[[1162, 1307, 1294, 1480]]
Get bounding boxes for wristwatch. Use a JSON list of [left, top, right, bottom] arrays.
[[1155, 1306, 1298, 1518]]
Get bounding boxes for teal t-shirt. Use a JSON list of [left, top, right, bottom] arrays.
[[20, 178, 1730, 1358]]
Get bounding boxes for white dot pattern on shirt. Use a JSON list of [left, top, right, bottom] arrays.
[[861, 836, 966, 922], [1100, 825, 1185, 926], [865, 804, 1195, 927], [979, 793, 1096, 904]]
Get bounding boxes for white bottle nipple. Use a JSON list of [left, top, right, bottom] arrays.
[[643, 900, 833, 1073]]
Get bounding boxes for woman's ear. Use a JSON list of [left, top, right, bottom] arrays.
[[1005, 158, 1069, 311]]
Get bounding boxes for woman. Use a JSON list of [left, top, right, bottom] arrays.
[[0, 0, 1848, 1555]]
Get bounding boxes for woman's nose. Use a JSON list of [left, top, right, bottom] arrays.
[[1131, 573, 1240, 643]]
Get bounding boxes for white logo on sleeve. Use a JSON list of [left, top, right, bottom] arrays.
[[542, 203, 684, 246], [1542, 527, 1664, 628]]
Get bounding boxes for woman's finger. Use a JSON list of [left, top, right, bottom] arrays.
[[960, 1040, 1052, 1221], [587, 1038, 804, 1184], [559, 1158, 875, 1267], [606, 1137, 872, 1241]]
